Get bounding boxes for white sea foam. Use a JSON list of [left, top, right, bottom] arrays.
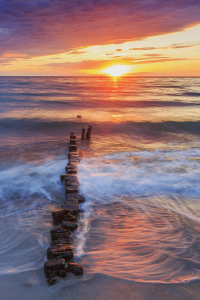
[[0, 155, 66, 274], [78, 147, 200, 203]]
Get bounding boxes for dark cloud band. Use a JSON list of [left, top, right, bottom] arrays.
[[0, 0, 200, 57]]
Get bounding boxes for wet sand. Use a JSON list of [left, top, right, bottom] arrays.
[[1, 268, 200, 300]]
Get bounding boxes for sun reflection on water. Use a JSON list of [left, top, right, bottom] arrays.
[[112, 114, 123, 123]]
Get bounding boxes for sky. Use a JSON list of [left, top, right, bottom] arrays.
[[0, 0, 200, 76]]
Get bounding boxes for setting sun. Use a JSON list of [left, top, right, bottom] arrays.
[[103, 65, 130, 77]]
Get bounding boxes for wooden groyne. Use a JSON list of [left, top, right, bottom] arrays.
[[44, 126, 92, 285]]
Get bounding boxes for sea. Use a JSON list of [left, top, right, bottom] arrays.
[[0, 76, 200, 283]]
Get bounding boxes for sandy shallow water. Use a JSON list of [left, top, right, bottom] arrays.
[[1, 269, 200, 300]]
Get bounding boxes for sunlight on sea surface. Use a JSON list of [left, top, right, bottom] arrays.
[[1, 77, 200, 126]]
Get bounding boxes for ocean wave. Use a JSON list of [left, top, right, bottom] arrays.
[[0, 118, 85, 131], [1, 118, 200, 136], [37, 99, 200, 108], [168, 92, 200, 97]]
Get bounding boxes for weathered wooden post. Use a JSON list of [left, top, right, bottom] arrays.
[[81, 127, 85, 140], [69, 145, 77, 152], [70, 139, 77, 145], [69, 132, 77, 152], [86, 125, 92, 140], [70, 134, 76, 140]]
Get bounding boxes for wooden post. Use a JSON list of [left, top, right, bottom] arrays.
[[70, 132, 76, 139], [86, 125, 92, 140], [81, 127, 85, 140], [69, 145, 77, 152], [70, 139, 76, 145]]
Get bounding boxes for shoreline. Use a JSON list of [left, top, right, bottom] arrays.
[[1, 268, 200, 300]]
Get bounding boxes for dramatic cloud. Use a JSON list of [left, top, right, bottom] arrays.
[[0, 0, 200, 57]]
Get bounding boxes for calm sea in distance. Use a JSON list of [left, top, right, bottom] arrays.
[[0, 76, 200, 283]]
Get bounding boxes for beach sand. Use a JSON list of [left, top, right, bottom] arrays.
[[1, 268, 200, 300]]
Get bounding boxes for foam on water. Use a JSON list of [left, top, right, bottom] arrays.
[[78, 147, 200, 204], [0, 154, 66, 274]]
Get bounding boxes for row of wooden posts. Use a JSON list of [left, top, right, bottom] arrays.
[[44, 126, 92, 285]]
